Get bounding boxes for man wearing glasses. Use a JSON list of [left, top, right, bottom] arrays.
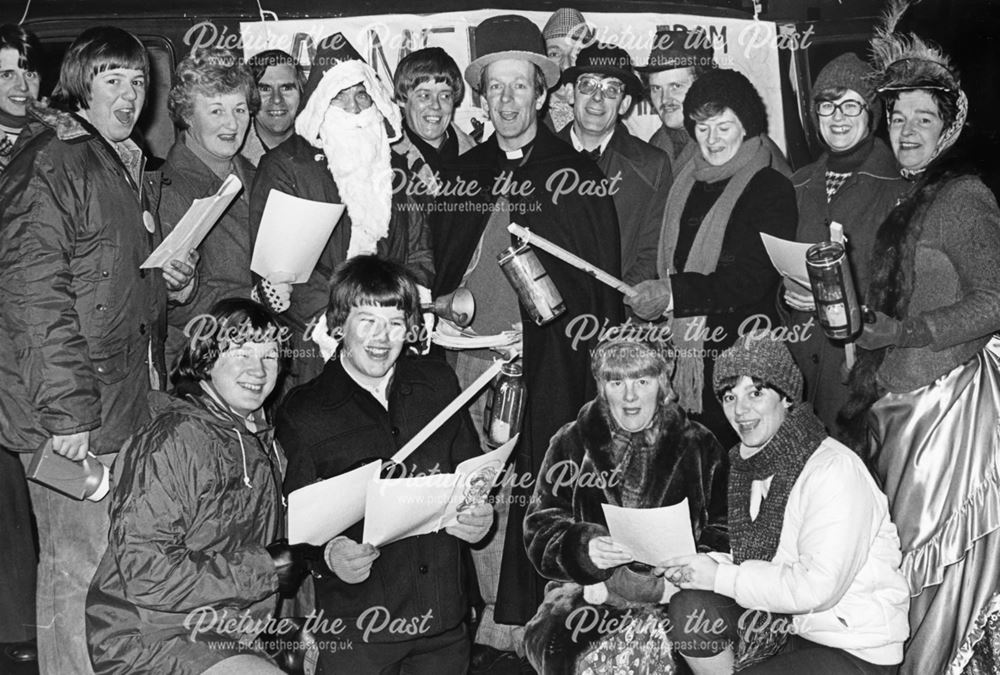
[[558, 42, 672, 286]]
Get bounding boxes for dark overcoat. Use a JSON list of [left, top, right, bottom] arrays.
[[431, 123, 626, 624], [275, 355, 479, 644]]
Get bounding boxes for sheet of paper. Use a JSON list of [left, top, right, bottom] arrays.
[[431, 330, 521, 351], [601, 498, 696, 566], [287, 461, 381, 545], [250, 189, 344, 284], [760, 233, 814, 290], [141, 174, 242, 269], [362, 437, 517, 547]]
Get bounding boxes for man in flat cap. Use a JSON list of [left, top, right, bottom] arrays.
[[430, 14, 624, 671], [558, 42, 671, 287]]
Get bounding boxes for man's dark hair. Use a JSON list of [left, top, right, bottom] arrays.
[[324, 255, 423, 340]]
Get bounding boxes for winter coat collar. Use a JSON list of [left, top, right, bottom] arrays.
[[148, 389, 273, 439], [163, 138, 255, 199], [313, 354, 435, 410], [27, 101, 92, 142], [573, 397, 704, 508]]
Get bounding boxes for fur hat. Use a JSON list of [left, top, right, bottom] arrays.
[[682, 69, 767, 139], [713, 333, 803, 403], [465, 15, 561, 92], [542, 7, 591, 42]]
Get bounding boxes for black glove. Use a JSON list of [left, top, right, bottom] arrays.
[[267, 539, 311, 598]]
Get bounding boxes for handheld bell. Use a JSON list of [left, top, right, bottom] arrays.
[[423, 288, 475, 328]]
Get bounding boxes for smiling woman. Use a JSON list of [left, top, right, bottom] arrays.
[[160, 47, 260, 370]]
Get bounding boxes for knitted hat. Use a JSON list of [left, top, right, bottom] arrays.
[[465, 15, 562, 92], [542, 8, 590, 42], [713, 333, 803, 402], [811, 52, 882, 135], [636, 27, 715, 73], [563, 42, 643, 99], [683, 68, 767, 139]]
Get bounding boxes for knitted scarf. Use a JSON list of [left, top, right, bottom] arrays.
[[657, 135, 771, 412], [603, 401, 665, 508], [728, 405, 827, 564], [728, 405, 827, 670]]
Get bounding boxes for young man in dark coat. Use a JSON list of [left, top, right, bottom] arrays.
[[276, 256, 492, 674], [429, 14, 626, 669], [557, 42, 672, 286], [0, 27, 196, 674]]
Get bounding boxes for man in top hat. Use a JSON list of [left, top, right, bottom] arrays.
[[638, 26, 716, 166], [430, 13, 624, 671], [558, 42, 671, 286], [249, 32, 433, 390], [241, 48, 304, 166]]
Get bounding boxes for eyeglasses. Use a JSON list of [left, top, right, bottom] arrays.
[[815, 100, 867, 117], [576, 77, 626, 100]]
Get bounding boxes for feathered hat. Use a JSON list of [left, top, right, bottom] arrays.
[[868, 0, 967, 172]]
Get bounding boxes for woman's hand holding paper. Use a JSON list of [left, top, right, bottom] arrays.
[[324, 536, 380, 584], [588, 535, 634, 570]]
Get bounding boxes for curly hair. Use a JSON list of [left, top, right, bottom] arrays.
[[167, 47, 259, 129]]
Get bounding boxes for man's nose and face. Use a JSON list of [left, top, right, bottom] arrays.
[[330, 82, 374, 115], [572, 74, 631, 139], [256, 63, 300, 136], [647, 66, 694, 130], [483, 59, 545, 151]]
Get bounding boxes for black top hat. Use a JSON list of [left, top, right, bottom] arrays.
[[636, 27, 715, 73], [303, 32, 365, 103], [464, 15, 561, 92], [563, 43, 643, 99]]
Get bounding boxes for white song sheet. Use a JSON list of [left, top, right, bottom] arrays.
[[362, 436, 518, 547], [760, 233, 815, 290], [141, 174, 242, 269], [250, 189, 345, 283], [601, 498, 697, 566], [287, 461, 381, 545]]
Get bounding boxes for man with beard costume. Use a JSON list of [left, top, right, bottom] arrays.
[[249, 34, 433, 390], [430, 14, 625, 670]]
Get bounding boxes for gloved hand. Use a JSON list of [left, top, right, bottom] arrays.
[[855, 309, 934, 350], [253, 277, 292, 313], [624, 278, 672, 320], [324, 536, 379, 584], [783, 277, 815, 312], [266, 539, 310, 598]]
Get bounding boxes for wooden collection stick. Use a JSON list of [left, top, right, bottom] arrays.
[[390, 358, 505, 464], [507, 223, 636, 297]]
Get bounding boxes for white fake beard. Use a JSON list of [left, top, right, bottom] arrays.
[[319, 105, 393, 258]]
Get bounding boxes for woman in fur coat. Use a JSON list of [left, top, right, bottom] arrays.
[[841, 3, 1000, 673], [523, 335, 729, 674]]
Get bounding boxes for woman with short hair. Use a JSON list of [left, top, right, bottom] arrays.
[[523, 335, 728, 674], [627, 69, 797, 449], [161, 47, 259, 369], [87, 298, 303, 675], [661, 333, 909, 674], [841, 8, 1000, 673]]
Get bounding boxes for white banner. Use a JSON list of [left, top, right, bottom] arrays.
[[240, 10, 785, 151]]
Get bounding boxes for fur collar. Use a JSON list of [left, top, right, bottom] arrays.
[[840, 147, 980, 448], [28, 101, 91, 142], [575, 398, 704, 508]]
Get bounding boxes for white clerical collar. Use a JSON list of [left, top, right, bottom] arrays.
[[341, 353, 394, 410], [504, 148, 524, 160], [570, 126, 613, 156]]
